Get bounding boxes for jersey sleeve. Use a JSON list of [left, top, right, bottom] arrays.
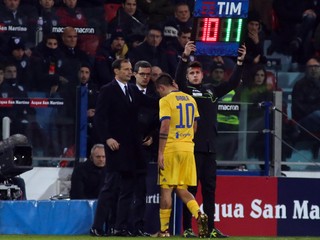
[[159, 98, 171, 121]]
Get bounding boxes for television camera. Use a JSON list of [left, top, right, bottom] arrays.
[[0, 134, 33, 200]]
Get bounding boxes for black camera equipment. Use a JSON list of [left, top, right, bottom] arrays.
[[0, 134, 33, 200]]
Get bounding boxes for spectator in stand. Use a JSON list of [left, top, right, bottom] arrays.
[[77, 0, 107, 34], [108, 0, 147, 48], [78, 64, 100, 156], [137, 0, 174, 27], [150, 65, 162, 83], [0, 0, 38, 49], [31, 34, 65, 94], [129, 25, 173, 76], [249, 0, 273, 37], [292, 57, 320, 134], [70, 144, 107, 199], [233, 64, 273, 165], [147, 65, 163, 93], [94, 28, 128, 88], [37, 0, 60, 36], [166, 27, 191, 73], [204, 62, 226, 86], [269, 0, 319, 65], [56, 26, 90, 154], [28, 34, 66, 156], [171, 0, 194, 13], [56, 0, 100, 56], [163, 2, 193, 44], [56, 0, 88, 28], [1, 63, 34, 136], [0, 64, 8, 99], [59, 26, 91, 89], [206, 63, 240, 164], [4, 37, 33, 91], [242, 10, 267, 86]]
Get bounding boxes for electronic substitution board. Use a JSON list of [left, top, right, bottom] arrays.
[[191, 0, 249, 56]]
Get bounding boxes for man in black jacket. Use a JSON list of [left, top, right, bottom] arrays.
[[70, 144, 106, 199], [90, 58, 158, 237], [177, 41, 246, 238]]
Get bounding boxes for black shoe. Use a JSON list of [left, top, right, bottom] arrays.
[[135, 229, 151, 236], [107, 227, 115, 236], [114, 229, 133, 237], [89, 228, 105, 237], [209, 228, 228, 238]]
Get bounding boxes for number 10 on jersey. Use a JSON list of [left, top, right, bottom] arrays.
[[176, 103, 195, 129]]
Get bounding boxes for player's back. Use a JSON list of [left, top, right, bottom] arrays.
[[159, 91, 199, 153]]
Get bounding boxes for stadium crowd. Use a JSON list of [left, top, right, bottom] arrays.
[[1, 0, 320, 152]]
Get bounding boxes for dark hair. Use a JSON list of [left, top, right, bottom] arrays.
[[147, 24, 163, 36], [249, 64, 267, 87], [210, 61, 225, 73], [178, 27, 192, 36], [247, 10, 261, 23], [188, 61, 203, 70], [112, 58, 130, 70], [0, 63, 4, 72], [134, 60, 152, 72], [80, 63, 91, 72], [44, 33, 59, 42], [155, 73, 174, 87], [174, 2, 190, 12], [122, 0, 131, 4], [4, 62, 17, 70]]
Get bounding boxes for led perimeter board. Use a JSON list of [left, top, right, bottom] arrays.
[[191, 0, 249, 56]]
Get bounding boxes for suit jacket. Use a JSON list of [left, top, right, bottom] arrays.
[[94, 79, 158, 172]]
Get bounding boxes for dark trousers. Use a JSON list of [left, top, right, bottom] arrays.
[[183, 152, 217, 232], [129, 172, 147, 233], [92, 171, 135, 232]]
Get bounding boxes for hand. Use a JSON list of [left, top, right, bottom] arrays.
[[237, 44, 246, 62], [59, 76, 69, 84], [142, 136, 153, 146], [87, 109, 95, 117], [213, 56, 224, 64], [303, 9, 316, 18], [248, 30, 259, 44], [158, 154, 164, 170], [183, 41, 196, 57], [24, 48, 32, 57], [106, 138, 120, 151], [50, 85, 58, 94], [253, 54, 261, 64]]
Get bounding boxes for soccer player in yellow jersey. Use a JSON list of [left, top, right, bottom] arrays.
[[154, 73, 208, 238]]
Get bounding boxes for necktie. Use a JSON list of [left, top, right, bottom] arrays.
[[124, 85, 131, 102], [141, 89, 145, 94]]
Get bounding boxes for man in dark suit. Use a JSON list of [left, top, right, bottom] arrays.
[[128, 60, 159, 236], [90, 58, 157, 237]]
